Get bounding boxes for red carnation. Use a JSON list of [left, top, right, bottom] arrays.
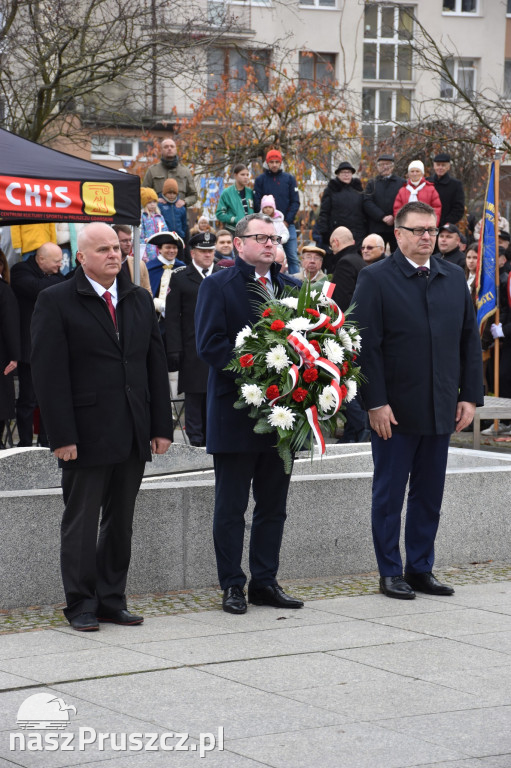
[[341, 361, 349, 376], [292, 387, 308, 403], [303, 367, 319, 383], [340, 384, 348, 399], [305, 308, 320, 318], [240, 354, 254, 367], [266, 385, 280, 399], [262, 308, 273, 317], [309, 339, 321, 354], [352, 354, 357, 362], [270, 319, 286, 331]]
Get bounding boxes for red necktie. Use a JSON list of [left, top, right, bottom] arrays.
[[103, 290, 117, 329], [258, 276, 268, 290]]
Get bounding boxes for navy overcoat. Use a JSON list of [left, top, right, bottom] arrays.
[[195, 256, 299, 453], [351, 249, 484, 435]]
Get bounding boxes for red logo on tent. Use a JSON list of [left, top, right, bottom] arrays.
[[0, 177, 83, 215]]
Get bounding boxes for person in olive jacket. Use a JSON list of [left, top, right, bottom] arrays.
[[317, 162, 367, 249]]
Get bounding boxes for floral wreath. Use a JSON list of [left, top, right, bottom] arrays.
[[225, 279, 363, 473]]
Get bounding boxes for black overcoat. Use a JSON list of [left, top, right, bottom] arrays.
[[363, 174, 405, 234], [195, 256, 300, 453], [0, 280, 20, 420], [427, 173, 465, 227], [317, 177, 367, 245], [165, 263, 222, 393], [351, 249, 484, 435], [31, 266, 172, 467], [10, 254, 65, 362]]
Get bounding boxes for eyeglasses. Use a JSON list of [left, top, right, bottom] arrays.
[[239, 234, 282, 244], [361, 245, 378, 251], [398, 226, 439, 237]]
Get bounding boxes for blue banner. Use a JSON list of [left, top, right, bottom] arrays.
[[476, 162, 497, 333]]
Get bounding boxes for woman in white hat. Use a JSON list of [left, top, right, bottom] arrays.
[[393, 161, 442, 224]]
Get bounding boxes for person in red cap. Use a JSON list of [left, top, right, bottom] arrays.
[[254, 149, 300, 274]]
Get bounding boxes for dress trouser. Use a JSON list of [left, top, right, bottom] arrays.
[[370, 431, 451, 577], [213, 450, 291, 590], [184, 391, 207, 446], [60, 449, 145, 620]]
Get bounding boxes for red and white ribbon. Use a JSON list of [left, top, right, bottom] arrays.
[[287, 332, 319, 367], [320, 281, 345, 331], [306, 405, 326, 455], [317, 379, 344, 421], [269, 363, 301, 406]]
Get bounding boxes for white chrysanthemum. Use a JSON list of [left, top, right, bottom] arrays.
[[266, 344, 290, 372], [268, 406, 295, 430], [310, 290, 319, 299], [338, 328, 353, 351], [286, 317, 312, 332], [351, 333, 362, 352], [279, 297, 299, 309], [241, 383, 264, 407], [345, 379, 357, 402], [318, 385, 337, 413], [235, 325, 254, 348], [323, 338, 345, 364]]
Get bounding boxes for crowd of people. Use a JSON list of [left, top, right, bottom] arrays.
[[0, 137, 504, 627]]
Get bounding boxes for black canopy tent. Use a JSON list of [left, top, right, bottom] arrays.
[[0, 128, 142, 280]]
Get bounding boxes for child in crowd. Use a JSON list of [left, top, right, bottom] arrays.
[[140, 187, 168, 262], [260, 195, 289, 244], [189, 215, 216, 237], [158, 179, 188, 241]]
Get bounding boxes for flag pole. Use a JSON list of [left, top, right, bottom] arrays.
[[491, 134, 504, 422]]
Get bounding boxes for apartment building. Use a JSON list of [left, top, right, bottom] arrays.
[[86, 0, 508, 172]]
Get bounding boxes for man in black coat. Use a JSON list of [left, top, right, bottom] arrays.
[[195, 213, 303, 615], [435, 223, 466, 268], [352, 202, 483, 600], [363, 154, 404, 253], [427, 152, 465, 227], [31, 223, 173, 631], [317, 162, 367, 249], [10, 243, 65, 446], [165, 232, 222, 447], [328, 227, 366, 312]]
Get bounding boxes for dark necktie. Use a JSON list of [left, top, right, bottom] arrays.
[[202, 268, 209, 277], [416, 266, 430, 278], [103, 290, 117, 329]]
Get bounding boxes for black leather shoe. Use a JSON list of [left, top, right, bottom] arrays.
[[98, 609, 144, 625], [222, 585, 247, 614], [70, 613, 99, 631], [248, 583, 304, 609], [404, 572, 454, 596], [379, 576, 416, 600]]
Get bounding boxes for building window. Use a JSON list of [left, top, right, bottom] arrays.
[[363, 4, 413, 82], [299, 0, 336, 8], [442, 0, 478, 13], [91, 136, 148, 161], [440, 58, 476, 100], [508, 0, 511, 14], [207, 48, 270, 95], [505, 61, 511, 98], [362, 88, 412, 146], [298, 52, 336, 86]]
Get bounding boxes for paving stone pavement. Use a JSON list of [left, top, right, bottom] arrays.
[[0, 563, 510, 766]]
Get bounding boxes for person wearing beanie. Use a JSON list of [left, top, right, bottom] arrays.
[[317, 161, 367, 250], [393, 161, 442, 224], [260, 194, 289, 244], [159, 178, 188, 240], [254, 150, 301, 274], [427, 152, 465, 227], [140, 187, 169, 263], [142, 137, 197, 207], [216, 164, 254, 233], [363, 154, 405, 253]]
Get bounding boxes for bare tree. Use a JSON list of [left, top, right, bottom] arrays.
[[0, 0, 250, 144]]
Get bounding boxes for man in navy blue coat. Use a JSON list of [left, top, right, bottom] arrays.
[[254, 150, 300, 275], [195, 213, 303, 614], [352, 201, 483, 600]]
